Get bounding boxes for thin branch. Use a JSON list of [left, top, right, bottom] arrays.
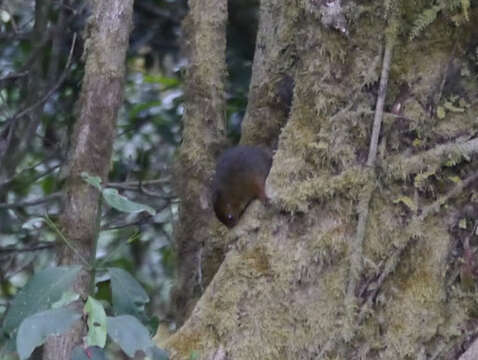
[[0, 160, 61, 191], [367, 42, 393, 167], [0, 71, 29, 82], [385, 137, 478, 180], [101, 214, 154, 231], [106, 178, 171, 188], [346, 37, 394, 304], [0, 192, 62, 209], [44, 214, 90, 268], [0, 243, 55, 254]]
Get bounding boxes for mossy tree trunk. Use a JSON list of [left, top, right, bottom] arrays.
[[43, 1, 134, 358], [164, 0, 478, 359], [171, 0, 229, 325]]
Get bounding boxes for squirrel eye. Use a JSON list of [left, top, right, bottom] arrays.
[[227, 214, 234, 221]]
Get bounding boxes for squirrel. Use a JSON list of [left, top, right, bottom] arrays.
[[212, 145, 272, 228]]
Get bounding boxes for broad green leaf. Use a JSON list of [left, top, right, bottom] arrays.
[[107, 315, 152, 357], [84, 297, 107, 348], [81, 172, 103, 191], [2, 266, 81, 336], [17, 307, 81, 360], [102, 188, 155, 215], [109, 268, 149, 317], [72, 346, 108, 360]]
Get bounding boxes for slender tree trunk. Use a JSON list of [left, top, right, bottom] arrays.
[[43, 1, 134, 358], [171, 0, 228, 325]]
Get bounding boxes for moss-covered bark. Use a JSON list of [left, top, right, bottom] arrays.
[[240, 0, 298, 148], [171, 0, 229, 325], [163, 1, 478, 358]]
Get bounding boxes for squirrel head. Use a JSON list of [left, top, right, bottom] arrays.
[[212, 189, 239, 228]]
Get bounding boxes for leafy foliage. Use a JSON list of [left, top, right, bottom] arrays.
[[2, 265, 168, 359], [109, 267, 149, 318], [107, 315, 153, 357], [2, 266, 81, 336]]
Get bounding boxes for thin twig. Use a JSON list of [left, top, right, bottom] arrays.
[[346, 37, 394, 302], [367, 42, 393, 167], [0, 243, 55, 254], [0, 192, 62, 209], [106, 178, 171, 188], [44, 214, 90, 268]]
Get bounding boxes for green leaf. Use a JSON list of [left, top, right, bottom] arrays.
[[52, 290, 80, 309], [41, 175, 57, 194], [109, 268, 149, 317], [129, 100, 163, 119], [84, 297, 107, 348], [102, 188, 156, 215], [107, 315, 152, 357], [72, 346, 108, 360], [17, 307, 81, 360], [443, 100, 465, 113], [143, 74, 180, 87], [81, 172, 103, 191], [436, 105, 445, 119], [2, 266, 81, 336]]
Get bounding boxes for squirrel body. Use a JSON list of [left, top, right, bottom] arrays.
[[212, 145, 272, 228]]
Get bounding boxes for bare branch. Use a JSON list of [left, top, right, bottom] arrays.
[[7, 33, 77, 124], [0, 192, 62, 209]]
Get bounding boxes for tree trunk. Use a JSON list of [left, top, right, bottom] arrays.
[[171, 0, 228, 325], [43, 1, 134, 358], [163, 0, 478, 359]]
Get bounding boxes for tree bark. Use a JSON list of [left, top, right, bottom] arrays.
[[171, 0, 228, 325], [162, 0, 478, 359], [240, 0, 296, 148], [43, 1, 134, 358]]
